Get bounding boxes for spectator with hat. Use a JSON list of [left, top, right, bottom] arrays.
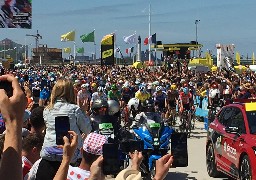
[[53, 132, 107, 180]]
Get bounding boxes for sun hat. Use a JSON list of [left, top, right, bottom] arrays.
[[115, 169, 142, 180], [82, 133, 108, 155]]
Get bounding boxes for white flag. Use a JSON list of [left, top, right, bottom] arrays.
[[123, 33, 137, 44]]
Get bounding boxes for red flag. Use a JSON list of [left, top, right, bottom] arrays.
[[126, 48, 129, 54], [144, 37, 148, 45]]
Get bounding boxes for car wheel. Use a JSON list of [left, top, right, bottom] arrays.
[[206, 143, 221, 177], [239, 155, 252, 180]]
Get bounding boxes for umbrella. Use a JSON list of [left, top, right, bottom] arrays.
[[132, 61, 144, 69]]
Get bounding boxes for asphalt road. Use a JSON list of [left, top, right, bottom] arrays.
[[165, 121, 228, 180]]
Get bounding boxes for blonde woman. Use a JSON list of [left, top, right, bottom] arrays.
[[37, 78, 92, 179]]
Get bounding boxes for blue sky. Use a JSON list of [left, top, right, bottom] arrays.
[[1, 0, 256, 58]]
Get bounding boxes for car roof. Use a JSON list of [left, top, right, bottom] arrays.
[[225, 100, 256, 112]]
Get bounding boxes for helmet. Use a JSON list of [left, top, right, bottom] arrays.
[[111, 84, 118, 90], [156, 86, 162, 92], [170, 84, 177, 90], [91, 82, 97, 88], [211, 83, 218, 89], [91, 99, 108, 110], [139, 86, 146, 92], [183, 87, 189, 95], [97, 86, 104, 92], [127, 98, 140, 111], [81, 83, 89, 89], [107, 100, 120, 115]]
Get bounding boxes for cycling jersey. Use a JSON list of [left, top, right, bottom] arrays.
[[108, 90, 121, 101], [153, 91, 166, 109], [121, 88, 133, 103], [167, 90, 178, 108], [91, 92, 107, 102], [179, 92, 192, 104], [135, 91, 150, 102]]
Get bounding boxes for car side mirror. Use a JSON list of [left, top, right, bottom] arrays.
[[225, 126, 240, 135]]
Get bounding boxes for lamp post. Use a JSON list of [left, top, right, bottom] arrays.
[[195, 20, 200, 44], [195, 19, 200, 57], [14, 47, 18, 64]]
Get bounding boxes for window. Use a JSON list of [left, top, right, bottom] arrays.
[[226, 108, 246, 134], [218, 107, 233, 126], [246, 111, 256, 134]]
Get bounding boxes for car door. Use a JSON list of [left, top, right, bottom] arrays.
[[211, 107, 229, 170], [224, 107, 246, 177], [216, 107, 236, 173]]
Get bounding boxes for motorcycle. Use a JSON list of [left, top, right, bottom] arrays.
[[127, 116, 174, 179]]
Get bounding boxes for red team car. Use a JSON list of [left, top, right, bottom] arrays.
[[206, 100, 256, 180]]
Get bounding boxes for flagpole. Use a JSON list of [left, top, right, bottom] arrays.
[[93, 29, 96, 63], [74, 41, 76, 65], [148, 3, 151, 63]]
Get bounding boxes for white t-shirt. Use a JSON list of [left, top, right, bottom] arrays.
[[67, 166, 90, 180]]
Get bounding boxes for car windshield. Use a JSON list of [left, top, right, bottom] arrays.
[[246, 111, 256, 134]]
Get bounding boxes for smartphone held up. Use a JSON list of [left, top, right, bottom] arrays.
[[55, 116, 70, 145], [171, 132, 188, 167], [0, 80, 13, 98]]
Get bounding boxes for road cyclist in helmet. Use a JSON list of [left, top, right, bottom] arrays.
[[153, 85, 167, 120], [208, 82, 222, 123], [165, 84, 179, 126], [90, 86, 107, 107], [135, 85, 151, 103], [178, 84, 193, 136], [108, 84, 121, 105], [121, 82, 133, 107], [77, 83, 91, 113]]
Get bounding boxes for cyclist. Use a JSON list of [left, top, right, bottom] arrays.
[[77, 83, 91, 113], [153, 86, 167, 119], [208, 82, 221, 122], [107, 84, 121, 104], [135, 85, 151, 103], [90, 86, 107, 107], [121, 83, 133, 107], [208, 83, 221, 108], [165, 84, 179, 125], [179, 86, 193, 128]]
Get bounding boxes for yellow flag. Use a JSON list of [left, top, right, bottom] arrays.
[[253, 52, 255, 65], [101, 34, 113, 45], [63, 47, 71, 53], [61, 30, 75, 41], [236, 52, 240, 65]]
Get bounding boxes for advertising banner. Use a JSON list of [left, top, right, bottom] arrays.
[[101, 34, 114, 66], [0, 0, 32, 29]]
